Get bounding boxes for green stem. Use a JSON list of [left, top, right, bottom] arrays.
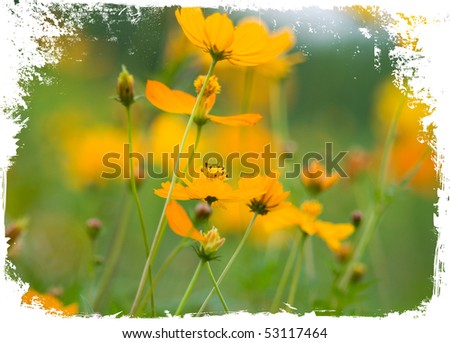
[[129, 59, 218, 317], [269, 79, 290, 142], [175, 260, 205, 316], [334, 96, 406, 299], [270, 229, 302, 313], [183, 124, 203, 176], [126, 106, 150, 255], [126, 105, 155, 317], [136, 238, 191, 316], [286, 232, 307, 309], [206, 261, 229, 314], [241, 68, 255, 113], [92, 195, 132, 311], [196, 212, 258, 316]]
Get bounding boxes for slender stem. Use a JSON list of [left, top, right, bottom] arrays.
[[183, 124, 203, 176], [155, 238, 191, 285], [269, 79, 290, 143], [126, 106, 149, 255], [206, 261, 229, 314], [175, 260, 205, 316], [92, 195, 132, 311], [286, 232, 307, 308], [241, 68, 255, 113], [136, 238, 191, 316], [377, 96, 406, 194], [126, 105, 155, 317], [196, 212, 258, 316], [334, 96, 406, 297], [129, 59, 218, 317], [270, 230, 302, 313]]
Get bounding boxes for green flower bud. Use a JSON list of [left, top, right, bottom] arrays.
[[117, 65, 135, 107]]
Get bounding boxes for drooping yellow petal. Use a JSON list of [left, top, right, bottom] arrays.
[[203, 12, 235, 54], [175, 8, 207, 50], [166, 201, 205, 242], [146, 80, 196, 114], [207, 113, 262, 126]]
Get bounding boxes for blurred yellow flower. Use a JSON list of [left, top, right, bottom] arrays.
[[314, 221, 355, 252], [61, 125, 145, 189], [22, 289, 78, 316], [175, 7, 294, 66], [301, 160, 340, 194], [374, 79, 435, 191], [146, 77, 262, 127]]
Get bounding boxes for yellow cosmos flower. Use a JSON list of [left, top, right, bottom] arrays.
[[175, 7, 294, 66], [166, 201, 225, 258], [22, 289, 78, 316], [301, 160, 340, 194], [239, 173, 291, 215], [155, 164, 257, 208], [294, 200, 354, 251], [146, 75, 262, 127]]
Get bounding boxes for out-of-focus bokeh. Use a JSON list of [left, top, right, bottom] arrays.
[[5, 5, 437, 316]]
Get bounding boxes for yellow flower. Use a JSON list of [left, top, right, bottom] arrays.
[[155, 164, 256, 208], [166, 201, 225, 258], [146, 75, 262, 127], [239, 173, 291, 215], [175, 7, 295, 66], [21, 289, 78, 316], [301, 160, 340, 194], [314, 221, 355, 252]]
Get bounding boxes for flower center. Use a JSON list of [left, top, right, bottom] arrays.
[[201, 162, 228, 180], [194, 75, 221, 98]]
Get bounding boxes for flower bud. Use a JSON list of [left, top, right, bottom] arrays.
[[201, 227, 225, 256], [117, 65, 135, 107], [335, 242, 352, 262], [351, 263, 366, 283], [351, 210, 363, 228], [195, 202, 213, 221], [86, 218, 102, 240]]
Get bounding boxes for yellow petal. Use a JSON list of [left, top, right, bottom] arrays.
[[154, 181, 191, 200], [166, 201, 205, 242], [175, 7, 207, 50], [207, 113, 262, 126], [146, 80, 196, 114], [229, 21, 269, 65], [230, 26, 294, 66], [203, 12, 235, 53]]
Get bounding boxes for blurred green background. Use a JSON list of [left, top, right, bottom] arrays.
[[5, 5, 437, 316]]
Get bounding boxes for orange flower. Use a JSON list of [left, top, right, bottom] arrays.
[[155, 164, 258, 208], [314, 221, 355, 252], [175, 7, 294, 66], [21, 289, 78, 316], [146, 75, 262, 127], [239, 173, 291, 215], [301, 160, 340, 194], [166, 201, 225, 257]]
